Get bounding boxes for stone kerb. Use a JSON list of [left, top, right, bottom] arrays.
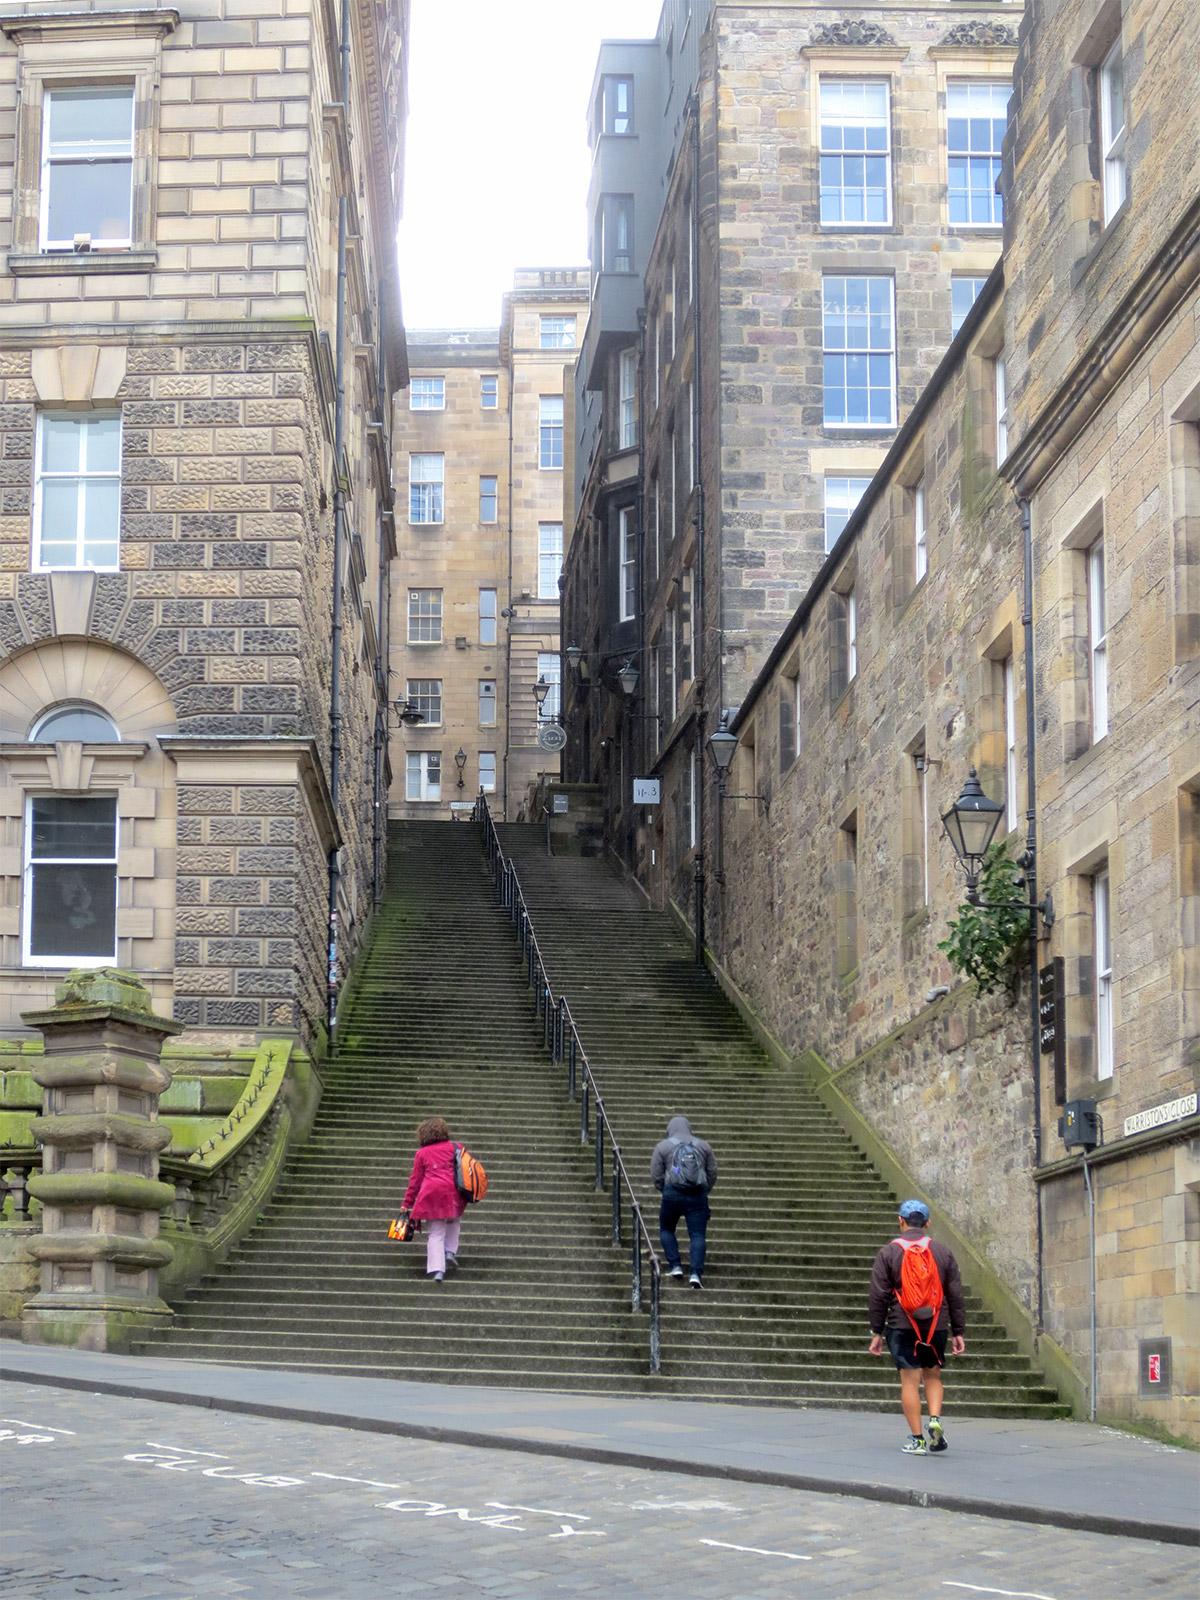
[[22, 967, 184, 1352]]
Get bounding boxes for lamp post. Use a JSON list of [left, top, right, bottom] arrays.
[[705, 715, 770, 816], [940, 767, 1053, 927], [454, 747, 466, 791], [565, 643, 583, 672], [392, 697, 423, 727]]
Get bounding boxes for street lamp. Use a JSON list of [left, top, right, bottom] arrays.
[[565, 643, 583, 672], [705, 715, 769, 814], [616, 659, 640, 698], [533, 675, 551, 711], [393, 697, 423, 727], [454, 747, 466, 790], [941, 767, 1053, 927]]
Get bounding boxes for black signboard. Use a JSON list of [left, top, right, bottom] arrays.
[[1040, 957, 1067, 1104]]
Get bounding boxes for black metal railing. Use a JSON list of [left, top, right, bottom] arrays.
[[476, 796, 662, 1373]]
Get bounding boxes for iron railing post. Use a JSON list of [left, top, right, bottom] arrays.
[[595, 1114, 604, 1190], [649, 1268, 661, 1374], [612, 1161, 621, 1243], [568, 1033, 577, 1099], [632, 1231, 642, 1312], [581, 1077, 589, 1145]]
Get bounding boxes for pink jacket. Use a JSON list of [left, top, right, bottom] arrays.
[[402, 1140, 465, 1222]]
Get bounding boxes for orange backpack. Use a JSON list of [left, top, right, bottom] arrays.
[[894, 1236, 944, 1364], [454, 1144, 488, 1203]]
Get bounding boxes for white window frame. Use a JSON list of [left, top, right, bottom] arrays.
[[618, 507, 637, 623], [847, 589, 858, 682], [668, 426, 676, 542], [536, 653, 561, 724], [405, 678, 442, 728], [619, 348, 638, 449], [819, 78, 892, 227], [1094, 867, 1114, 1080], [539, 315, 577, 349], [1100, 38, 1127, 224], [539, 397, 564, 470], [479, 475, 498, 524], [538, 523, 563, 599], [951, 276, 988, 337], [668, 607, 679, 724], [994, 356, 1008, 465], [649, 475, 660, 580], [478, 679, 497, 727], [822, 276, 896, 429], [793, 673, 802, 763], [687, 384, 695, 487], [914, 477, 928, 582], [479, 588, 497, 646], [601, 75, 633, 136], [1088, 537, 1108, 740], [33, 412, 123, 572], [1004, 655, 1019, 832], [409, 377, 445, 411], [481, 375, 499, 409], [947, 81, 1009, 229], [478, 751, 497, 794], [649, 642, 660, 756], [22, 791, 119, 968], [601, 194, 633, 273], [409, 453, 444, 525], [39, 83, 135, 252], [405, 751, 441, 803], [407, 588, 442, 644], [823, 475, 872, 553], [31, 705, 120, 742]]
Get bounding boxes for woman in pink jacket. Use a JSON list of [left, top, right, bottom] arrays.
[[398, 1117, 466, 1281]]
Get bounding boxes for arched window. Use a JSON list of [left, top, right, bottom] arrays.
[[30, 704, 120, 742]]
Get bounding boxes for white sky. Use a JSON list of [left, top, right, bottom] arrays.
[[398, 0, 665, 330]]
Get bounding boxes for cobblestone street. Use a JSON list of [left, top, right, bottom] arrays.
[[2, 1381, 1195, 1599]]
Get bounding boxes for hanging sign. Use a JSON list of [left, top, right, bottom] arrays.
[[633, 779, 661, 805]]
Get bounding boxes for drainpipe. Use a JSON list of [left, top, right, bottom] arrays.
[[1019, 495, 1045, 1333], [372, 299, 388, 911], [339, 0, 351, 108], [327, 195, 347, 1051], [502, 344, 515, 820], [1082, 1151, 1098, 1421], [690, 94, 707, 971]]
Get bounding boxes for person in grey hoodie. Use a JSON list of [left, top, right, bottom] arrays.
[[650, 1115, 718, 1287]]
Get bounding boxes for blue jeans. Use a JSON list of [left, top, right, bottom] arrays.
[[659, 1184, 710, 1277]]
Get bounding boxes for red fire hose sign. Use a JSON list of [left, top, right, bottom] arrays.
[[1147, 1353, 1162, 1384]]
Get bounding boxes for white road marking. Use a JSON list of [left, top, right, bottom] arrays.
[[0, 1429, 57, 1445], [0, 1418, 75, 1435], [312, 1471, 408, 1491], [630, 1498, 739, 1511], [944, 1584, 1062, 1600], [144, 1441, 229, 1459], [487, 1500, 592, 1521], [701, 1539, 813, 1562]]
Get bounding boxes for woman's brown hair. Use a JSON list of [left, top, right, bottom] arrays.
[[416, 1116, 451, 1147]]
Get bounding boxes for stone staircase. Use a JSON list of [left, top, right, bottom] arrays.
[[137, 818, 1064, 1414], [133, 821, 653, 1389], [494, 824, 1066, 1417]]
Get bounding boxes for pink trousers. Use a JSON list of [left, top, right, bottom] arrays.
[[425, 1217, 461, 1274]]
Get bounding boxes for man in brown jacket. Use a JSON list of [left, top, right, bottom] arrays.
[[868, 1198, 966, 1455]]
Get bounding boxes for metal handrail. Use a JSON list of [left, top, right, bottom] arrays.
[[475, 796, 662, 1373]]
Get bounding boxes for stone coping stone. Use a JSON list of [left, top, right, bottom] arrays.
[[0, 1343, 1195, 1546]]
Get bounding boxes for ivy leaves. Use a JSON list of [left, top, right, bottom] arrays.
[[937, 841, 1031, 996]]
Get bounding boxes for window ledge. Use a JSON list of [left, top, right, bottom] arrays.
[[8, 250, 157, 277], [1070, 198, 1129, 290], [1066, 732, 1108, 776]]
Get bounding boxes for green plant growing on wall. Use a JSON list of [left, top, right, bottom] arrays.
[[938, 841, 1030, 996]]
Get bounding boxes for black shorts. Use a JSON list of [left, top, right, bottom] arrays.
[[886, 1327, 947, 1370]]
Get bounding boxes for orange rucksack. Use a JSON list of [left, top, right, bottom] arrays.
[[454, 1144, 488, 1203], [894, 1235, 944, 1364]]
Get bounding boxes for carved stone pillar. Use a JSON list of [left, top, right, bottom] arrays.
[[22, 968, 183, 1351]]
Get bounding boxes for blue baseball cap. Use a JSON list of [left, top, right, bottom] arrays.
[[898, 1198, 930, 1222]]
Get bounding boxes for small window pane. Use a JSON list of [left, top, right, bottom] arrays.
[[47, 85, 133, 155], [41, 416, 84, 473], [481, 376, 498, 409], [32, 706, 120, 742], [46, 159, 132, 246], [31, 794, 117, 859], [30, 865, 117, 958], [478, 752, 497, 793], [951, 276, 988, 336], [410, 377, 445, 410], [824, 476, 873, 551]]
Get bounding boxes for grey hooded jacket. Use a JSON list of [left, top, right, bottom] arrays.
[[650, 1116, 718, 1192]]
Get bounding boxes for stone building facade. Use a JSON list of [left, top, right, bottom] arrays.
[[0, 1, 409, 1053], [390, 269, 588, 821], [563, 0, 1020, 919], [687, 0, 1199, 1438]]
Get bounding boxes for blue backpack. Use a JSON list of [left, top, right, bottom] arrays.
[[668, 1140, 706, 1189]]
